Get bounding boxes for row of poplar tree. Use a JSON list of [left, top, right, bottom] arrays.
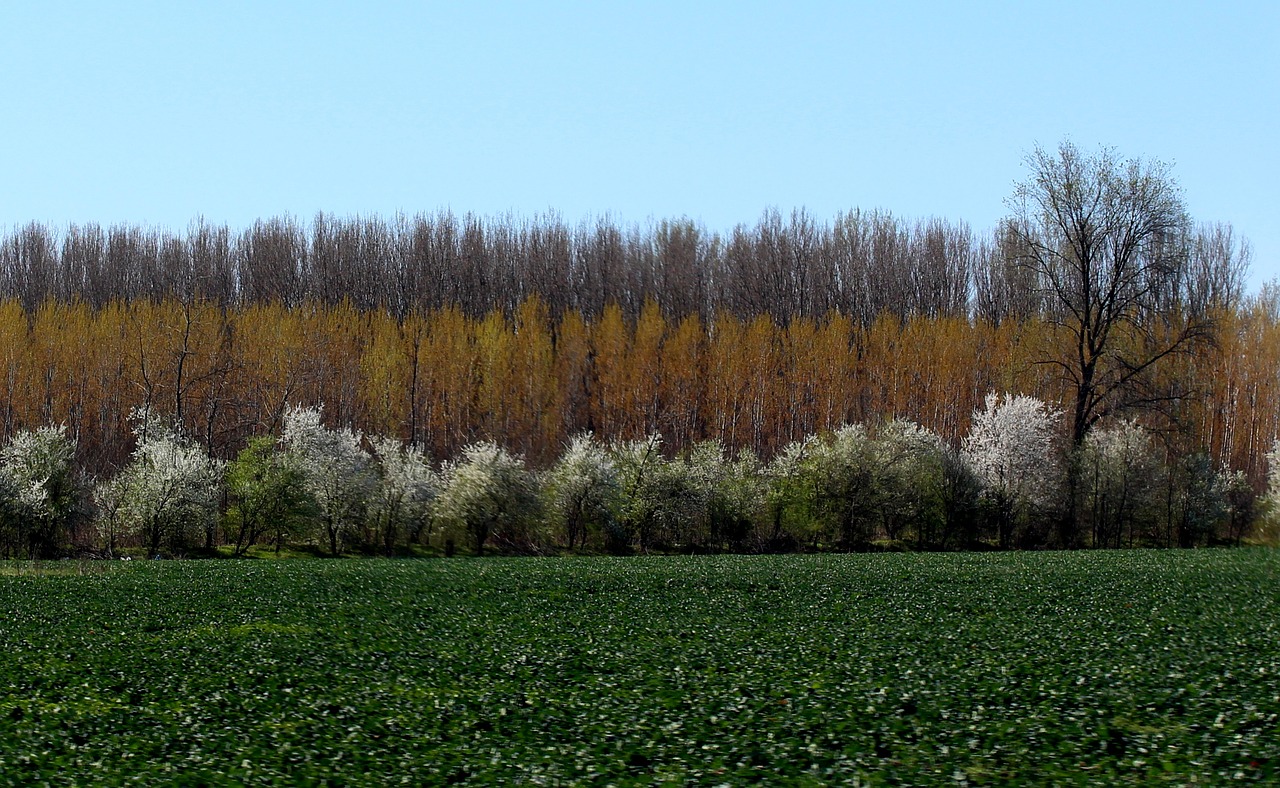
[[1, 397, 1275, 559], [0, 206, 1249, 325]]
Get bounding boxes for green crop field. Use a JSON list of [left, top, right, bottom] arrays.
[[0, 551, 1277, 785]]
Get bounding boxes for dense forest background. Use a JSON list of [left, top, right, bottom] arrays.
[[2, 146, 1278, 558], [0, 209, 1269, 478]]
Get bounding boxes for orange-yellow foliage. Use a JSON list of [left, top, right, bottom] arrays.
[[0, 297, 1273, 486]]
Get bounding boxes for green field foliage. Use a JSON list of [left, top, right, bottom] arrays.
[[0, 551, 1277, 784]]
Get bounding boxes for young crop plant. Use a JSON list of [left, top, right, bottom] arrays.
[[3, 552, 1277, 783]]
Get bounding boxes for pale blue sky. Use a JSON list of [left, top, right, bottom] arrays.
[[2, 1, 1276, 286]]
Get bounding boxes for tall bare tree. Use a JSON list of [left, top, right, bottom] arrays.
[[1007, 141, 1211, 447]]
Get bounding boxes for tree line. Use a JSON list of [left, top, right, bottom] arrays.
[[0, 295, 1276, 485], [0, 209, 1248, 324], [0, 288, 1272, 557], [2, 400, 1276, 560], [0, 141, 1274, 557]]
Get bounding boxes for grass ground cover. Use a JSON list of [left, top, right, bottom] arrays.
[[0, 551, 1276, 785]]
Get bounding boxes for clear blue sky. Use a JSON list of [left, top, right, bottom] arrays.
[[2, 1, 1277, 287]]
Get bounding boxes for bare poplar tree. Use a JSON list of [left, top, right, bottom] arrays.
[[1181, 222, 1250, 316], [973, 223, 1042, 324]]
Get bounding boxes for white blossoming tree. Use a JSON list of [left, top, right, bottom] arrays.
[[281, 405, 377, 555], [435, 440, 539, 555], [1078, 420, 1163, 548], [1259, 441, 1280, 545], [1168, 453, 1230, 548], [691, 441, 766, 551], [369, 436, 438, 554], [764, 436, 818, 550], [542, 433, 617, 552], [0, 425, 79, 558], [608, 434, 666, 552], [875, 419, 948, 547], [97, 411, 224, 556], [610, 434, 708, 552], [777, 421, 950, 550], [962, 393, 1063, 547], [1268, 441, 1280, 502], [1217, 466, 1257, 546], [795, 424, 884, 549]]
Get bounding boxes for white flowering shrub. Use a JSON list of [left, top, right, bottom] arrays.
[[764, 436, 818, 550], [435, 441, 539, 554], [678, 439, 727, 548], [962, 393, 1063, 547], [773, 421, 951, 549], [1259, 440, 1280, 545], [696, 442, 767, 551], [787, 424, 883, 549], [542, 433, 617, 551], [369, 436, 438, 553], [97, 411, 223, 556], [1268, 441, 1280, 499], [281, 405, 377, 555], [1168, 453, 1229, 547], [875, 419, 948, 546], [937, 442, 984, 549], [1216, 466, 1257, 546], [1078, 420, 1163, 547], [608, 434, 666, 552], [609, 434, 710, 552], [0, 425, 79, 557]]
